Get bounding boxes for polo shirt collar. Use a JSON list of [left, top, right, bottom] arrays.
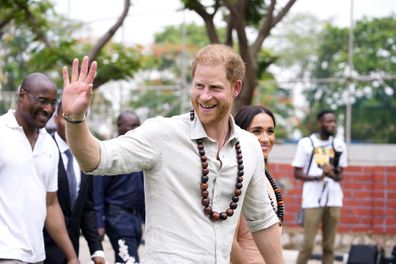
[[4, 109, 48, 136]]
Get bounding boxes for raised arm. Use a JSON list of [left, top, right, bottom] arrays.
[[62, 56, 101, 172]]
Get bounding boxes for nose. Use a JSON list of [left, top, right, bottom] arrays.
[[200, 87, 213, 101], [42, 103, 55, 115], [258, 132, 269, 143]]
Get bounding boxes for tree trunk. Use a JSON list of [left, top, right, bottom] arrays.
[[232, 65, 257, 115]]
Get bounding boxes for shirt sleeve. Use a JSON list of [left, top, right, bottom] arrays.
[[90, 117, 163, 176], [291, 137, 310, 169], [335, 139, 348, 168], [242, 142, 279, 233], [92, 176, 109, 228]]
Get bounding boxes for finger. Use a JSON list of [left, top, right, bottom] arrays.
[[85, 61, 97, 85], [71, 58, 79, 82], [78, 56, 89, 81], [62, 66, 70, 86], [84, 83, 94, 102]]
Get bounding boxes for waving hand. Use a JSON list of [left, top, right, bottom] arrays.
[[62, 56, 97, 118]]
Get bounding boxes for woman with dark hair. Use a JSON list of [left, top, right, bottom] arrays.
[[231, 105, 284, 264]]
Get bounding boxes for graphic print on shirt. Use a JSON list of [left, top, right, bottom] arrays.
[[313, 145, 334, 168]]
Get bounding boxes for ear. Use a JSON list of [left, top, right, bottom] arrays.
[[233, 80, 242, 97], [18, 88, 26, 100]]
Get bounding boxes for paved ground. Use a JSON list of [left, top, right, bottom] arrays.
[[79, 236, 346, 264]]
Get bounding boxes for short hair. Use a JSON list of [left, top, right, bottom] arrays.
[[191, 44, 245, 84], [234, 105, 276, 130], [317, 110, 335, 121], [20, 72, 54, 92]]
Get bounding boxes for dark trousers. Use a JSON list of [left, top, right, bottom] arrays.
[[105, 205, 143, 263]]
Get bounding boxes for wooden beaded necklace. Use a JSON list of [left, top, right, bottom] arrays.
[[265, 169, 284, 223], [190, 110, 244, 221]]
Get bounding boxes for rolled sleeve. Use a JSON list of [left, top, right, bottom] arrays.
[[242, 147, 279, 233]]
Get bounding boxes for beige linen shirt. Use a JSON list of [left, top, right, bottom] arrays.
[[91, 113, 279, 264]]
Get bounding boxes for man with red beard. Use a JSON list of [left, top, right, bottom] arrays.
[[61, 44, 283, 264], [0, 73, 79, 264]]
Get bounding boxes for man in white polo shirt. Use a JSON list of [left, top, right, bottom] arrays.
[[0, 73, 79, 264]]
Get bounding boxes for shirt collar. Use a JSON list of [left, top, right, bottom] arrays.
[[189, 112, 239, 144], [4, 109, 47, 136], [54, 132, 69, 153]]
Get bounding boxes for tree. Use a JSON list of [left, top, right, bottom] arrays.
[[0, 0, 137, 91], [181, 0, 297, 113], [304, 16, 396, 143]]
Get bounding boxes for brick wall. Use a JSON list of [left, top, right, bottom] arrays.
[[268, 163, 396, 234]]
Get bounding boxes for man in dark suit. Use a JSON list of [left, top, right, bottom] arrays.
[[93, 110, 145, 263], [44, 102, 105, 264]]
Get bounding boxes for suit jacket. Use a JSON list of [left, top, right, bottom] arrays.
[[44, 140, 103, 264]]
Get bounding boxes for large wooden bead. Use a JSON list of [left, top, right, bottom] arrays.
[[201, 198, 210, 206], [226, 208, 234, 216], [220, 212, 228, 220], [201, 175, 209, 183], [211, 212, 220, 221], [204, 206, 213, 215], [200, 183, 208, 190], [230, 202, 238, 210]]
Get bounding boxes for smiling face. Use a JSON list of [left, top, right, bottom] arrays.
[[246, 112, 276, 160], [191, 63, 240, 131], [17, 73, 58, 130]]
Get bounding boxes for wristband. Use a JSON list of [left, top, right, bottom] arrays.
[[62, 113, 87, 124]]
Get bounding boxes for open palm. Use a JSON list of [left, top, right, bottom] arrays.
[[62, 56, 97, 117]]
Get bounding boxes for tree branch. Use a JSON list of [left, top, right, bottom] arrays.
[[183, 0, 220, 43], [225, 14, 234, 46], [223, 0, 251, 64], [16, 1, 52, 48], [0, 12, 14, 39], [252, 0, 297, 55], [89, 0, 131, 63]]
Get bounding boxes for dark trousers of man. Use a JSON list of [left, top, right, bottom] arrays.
[[105, 205, 143, 263], [296, 207, 341, 264]]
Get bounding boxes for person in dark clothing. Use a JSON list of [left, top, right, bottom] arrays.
[[44, 101, 105, 264], [93, 110, 145, 263]]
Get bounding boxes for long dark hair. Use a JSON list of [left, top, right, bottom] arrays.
[[234, 105, 276, 130]]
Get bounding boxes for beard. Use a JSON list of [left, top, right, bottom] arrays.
[[323, 129, 335, 137]]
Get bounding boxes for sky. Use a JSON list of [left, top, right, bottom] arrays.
[[54, 0, 396, 45]]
